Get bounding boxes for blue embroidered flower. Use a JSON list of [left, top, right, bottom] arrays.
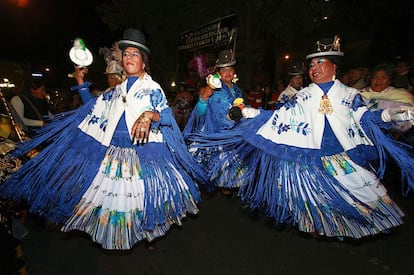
[[134, 88, 151, 100], [294, 122, 310, 135], [284, 97, 298, 110], [88, 115, 99, 125], [271, 114, 279, 126], [100, 119, 108, 131], [280, 94, 290, 103], [150, 89, 163, 108], [301, 123, 310, 135], [277, 123, 291, 134], [102, 90, 114, 101]]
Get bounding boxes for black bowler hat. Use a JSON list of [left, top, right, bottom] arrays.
[[287, 61, 304, 76], [118, 28, 150, 55], [306, 35, 344, 64], [216, 50, 236, 68]]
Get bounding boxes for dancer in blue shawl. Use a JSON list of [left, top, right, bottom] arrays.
[[184, 50, 259, 193], [184, 49, 245, 135], [188, 35, 414, 239], [0, 28, 205, 250]]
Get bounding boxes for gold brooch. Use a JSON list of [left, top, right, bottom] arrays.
[[319, 95, 333, 114]]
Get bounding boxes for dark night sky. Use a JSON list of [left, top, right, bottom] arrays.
[[0, 0, 114, 88], [1, 0, 413, 90]]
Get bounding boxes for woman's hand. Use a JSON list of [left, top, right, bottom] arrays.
[[74, 66, 88, 85], [199, 86, 213, 101], [131, 111, 160, 144]]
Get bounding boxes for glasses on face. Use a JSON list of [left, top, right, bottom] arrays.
[[123, 51, 140, 58]]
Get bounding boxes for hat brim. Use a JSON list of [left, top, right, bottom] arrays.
[[288, 72, 303, 76], [104, 72, 122, 76], [69, 47, 93, 67], [118, 39, 150, 54], [216, 60, 236, 68], [306, 51, 344, 60]]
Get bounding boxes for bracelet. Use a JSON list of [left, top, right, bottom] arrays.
[[138, 112, 152, 123]]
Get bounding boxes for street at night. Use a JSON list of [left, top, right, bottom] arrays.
[[19, 181, 414, 275]]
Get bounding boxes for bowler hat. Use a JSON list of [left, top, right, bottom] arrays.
[[216, 50, 236, 68], [118, 28, 150, 55], [287, 61, 304, 76], [306, 35, 344, 64]]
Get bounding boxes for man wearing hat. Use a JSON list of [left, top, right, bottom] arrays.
[[1, 28, 205, 251], [187, 35, 414, 240], [277, 61, 304, 106]]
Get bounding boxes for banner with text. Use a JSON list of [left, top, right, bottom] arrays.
[[177, 14, 238, 83]]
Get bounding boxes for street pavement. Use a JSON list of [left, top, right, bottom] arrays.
[[19, 175, 414, 275]]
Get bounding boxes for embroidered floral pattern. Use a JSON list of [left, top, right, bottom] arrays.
[[347, 124, 366, 139], [150, 89, 164, 108], [271, 113, 311, 136], [283, 96, 298, 110], [87, 113, 108, 132], [102, 89, 115, 101]]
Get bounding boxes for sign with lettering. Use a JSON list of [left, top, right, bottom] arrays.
[[178, 14, 237, 51], [176, 14, 238, 85]]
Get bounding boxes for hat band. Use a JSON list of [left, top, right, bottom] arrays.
[[306, 51, 344, 59], [216, 60, 236, 68], [119, 39, 150, 54]]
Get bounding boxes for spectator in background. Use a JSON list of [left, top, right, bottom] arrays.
[[247, 83, 263, 108], [348, 67, 368, 90], [10, 79, 53, 135], [261, 84, 278, 110], [173, 82, 194, 130], [361, 63, 414, 111], [393, 58, 412, 91], [103, 60, 124, 91], [276, 79, 286, 93], [361, 63, 414, 143], [277, 61, 304, 106], [340, 69, 352, 86]]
